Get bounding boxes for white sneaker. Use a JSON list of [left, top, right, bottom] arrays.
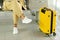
[[22, 17, 32, 23], [13, 27, 18, 34]]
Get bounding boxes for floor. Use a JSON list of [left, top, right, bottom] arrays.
[[0, 10, 60, 40]]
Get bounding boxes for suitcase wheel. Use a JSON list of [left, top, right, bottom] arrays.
[[53, 32, 56, 36], [45, 33, 50, 36]]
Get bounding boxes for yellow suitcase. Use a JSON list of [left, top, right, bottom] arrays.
[[38, 7, 56, 36]]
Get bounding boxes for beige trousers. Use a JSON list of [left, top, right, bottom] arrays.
[[3, 0, 26, 24], [12, 0, 24, 24]]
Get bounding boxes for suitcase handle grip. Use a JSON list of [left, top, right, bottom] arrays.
[[41, 7, 53, 14], [41, 9, 46, 14], [44, 7, 52, 11]]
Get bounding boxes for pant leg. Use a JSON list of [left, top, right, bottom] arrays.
[[12, 0, 23, 25], [12, 0, 23, 16], [13, 13, 19, 25]]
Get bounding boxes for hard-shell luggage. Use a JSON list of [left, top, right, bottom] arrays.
[[38, 7, 56, 36]]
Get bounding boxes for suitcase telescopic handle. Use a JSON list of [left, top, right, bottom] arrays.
[[43, 7, 53, 17], [41, 7, 53, 14]]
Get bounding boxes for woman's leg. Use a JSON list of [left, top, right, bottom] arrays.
[[12, 0, 32, 34], [13, 13, 19, 34], [17, 2, 32, 23], [12, 13, 32, 34]]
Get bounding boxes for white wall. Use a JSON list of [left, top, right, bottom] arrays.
[[48, 0, 60, 10], [57, 0, 60, 8], [56, 0, 60, 15], [48, 0, 56, 10], [48, 0, 60, 15]]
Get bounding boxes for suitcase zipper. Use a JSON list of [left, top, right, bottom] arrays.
[[50, 11, 53, 34]]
